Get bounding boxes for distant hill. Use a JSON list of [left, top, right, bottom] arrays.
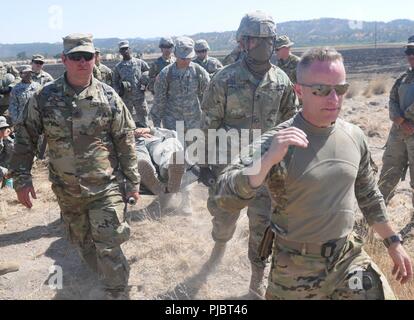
[[1, 18, 413, 59]]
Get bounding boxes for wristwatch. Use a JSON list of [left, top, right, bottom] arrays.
[[383, 234, 404, 249]]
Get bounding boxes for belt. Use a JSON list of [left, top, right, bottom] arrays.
[[276, 236, 348, 258]]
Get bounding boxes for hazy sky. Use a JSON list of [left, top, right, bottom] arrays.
[[1, 0, 411, 44]]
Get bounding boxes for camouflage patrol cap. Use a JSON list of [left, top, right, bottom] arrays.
[[0, 116, 10, 129], [63, 33, 95, 55], [19, 65, 33, 73], [32, 54, 45, 63], [159, 37, 174, 48], [195, 40, 210, 51], [408, 36, 414, 47], [274, 35, 294, 49], [174, 37, 196, 59], [119, 40, 130, 49], [236, 11, 277, 41]]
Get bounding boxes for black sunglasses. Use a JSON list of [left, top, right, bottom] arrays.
[[160, 45, 174, 49], [67, 52, 95, 62], [299, 83, 350, 97], [33, 60, 44, 65]]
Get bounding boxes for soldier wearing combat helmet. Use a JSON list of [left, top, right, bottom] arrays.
[[200, 11, 298, 298]]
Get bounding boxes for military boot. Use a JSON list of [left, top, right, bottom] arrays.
[[0, 261, 20, 276], [249, 264, 266, 300], [138, 159, 166, 195], [167, 152, 186, 194]]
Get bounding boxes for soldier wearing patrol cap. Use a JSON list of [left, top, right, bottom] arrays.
[[273, 35, 300, 84], [200, 11, 298, 299], [193, 39, 223, 76], [93, 48, 113, 87], [10, 33, 140, 300], [113, 40, 151, 128], [9, 65, 41, 126], [151, 36, 210, 216], [379, 35, 414, 241], [148, 37, 176, 94], [31, 55, 54, 86]]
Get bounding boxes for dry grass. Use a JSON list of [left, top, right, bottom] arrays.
[[367, 241, 414, 300], [363, 78, 389, 98], [346, 83, 360, 99]]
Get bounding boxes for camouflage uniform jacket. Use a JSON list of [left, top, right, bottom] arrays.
[[151, 62, 210, 129], [201, 60, 298, 176], [390, 68, 414, 121], [148, 56, 176, 93], [9, 81, 42, 125], [93, 63, 113, 87], [193, 56, 223, 76], [32, 70, 54, 86], [113, 57, 150, 98], [10, 75, 140, 197], [0, 136, 13, 180], [214, 114, 389, 243], [277, 54, 300, 84]]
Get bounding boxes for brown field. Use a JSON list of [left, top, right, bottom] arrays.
[[1, 47, 413, 300]]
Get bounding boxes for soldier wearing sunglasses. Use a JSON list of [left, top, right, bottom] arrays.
[[31, 55, 54, 86], [379, 36, 414, 240], [214, 47, 413, 300], [10, 33, 140, 300]]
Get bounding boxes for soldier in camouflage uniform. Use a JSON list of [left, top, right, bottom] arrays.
[[135, 127, 185, 195], [151, 36, 210, 131], [379, 36, 414, 240], [9, 65, 42, 125], [113, 40, 150, 128], [10, 34, 140, 300], [93, 48, 113, 87], [31, 55, 54, 86], [214, 47, 413, 300], [151, 37, 210, 216], [193, 40, 223, 76], [0, 116, 13, 184], [0, 65, 16, 116], [148, 37, 176, 94], [273, 36, 300, 84], [200, 11, 298, 298]]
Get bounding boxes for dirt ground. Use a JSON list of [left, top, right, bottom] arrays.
[[1, 71, 414, 300]]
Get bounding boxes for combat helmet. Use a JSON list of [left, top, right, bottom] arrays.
[[236, 11, 277, 41]]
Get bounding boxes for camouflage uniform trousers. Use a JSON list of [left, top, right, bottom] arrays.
[[208, 184, 272, 269], [52, 184, 131, 293], [266, 234, 396, 300], [123, 94, 149, 128], [379, 124, 414, 207]]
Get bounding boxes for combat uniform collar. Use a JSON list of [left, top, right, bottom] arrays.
[[63, 73, 98, 99], [296, 113, 336, 136], [240, 60, 276, 84]]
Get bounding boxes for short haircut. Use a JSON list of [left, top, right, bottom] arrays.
[[297, 47, 344, 83]]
